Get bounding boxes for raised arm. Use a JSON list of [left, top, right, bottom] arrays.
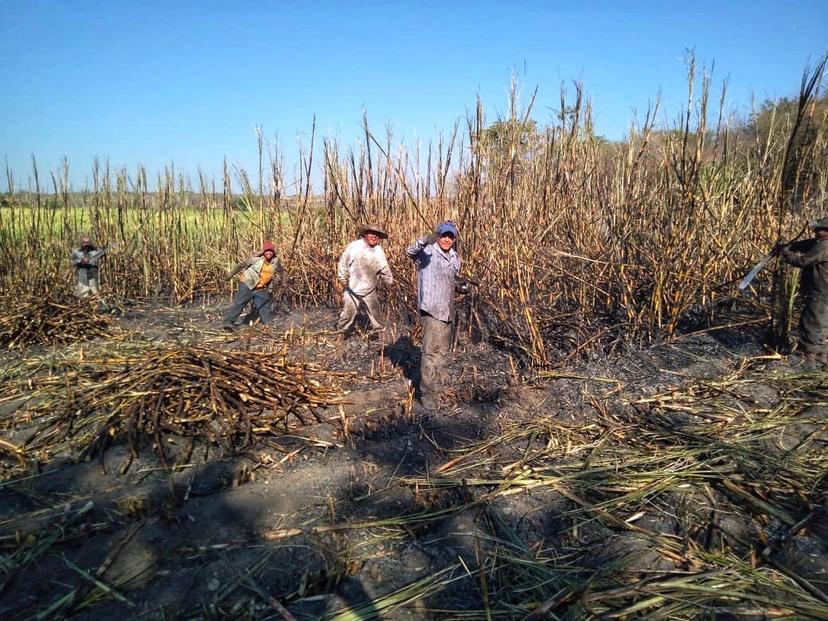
[[781, 242, 828, 269], [228, 254, 257, 279], [406, 233, 435, 260]]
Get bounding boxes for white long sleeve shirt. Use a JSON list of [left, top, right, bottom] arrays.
[[337, 239, 393, 296]]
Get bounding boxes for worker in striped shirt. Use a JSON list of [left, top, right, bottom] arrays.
[[407, 221, 461, 410]]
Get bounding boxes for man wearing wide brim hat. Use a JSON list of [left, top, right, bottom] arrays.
[[335, 223, 393, 336], [779, 216, 828, 366], [358, 223, 388, 239]]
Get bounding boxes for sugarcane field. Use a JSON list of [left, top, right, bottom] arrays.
[[2, 49, 828, 620]]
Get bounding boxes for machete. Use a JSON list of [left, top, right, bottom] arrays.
[[738, 251, 778, 290], [738, 222, 810, 290]]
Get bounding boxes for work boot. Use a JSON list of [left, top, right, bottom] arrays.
[[800, 352, 819, 370], [222, 322, 235, 332], [368, 326, 387, 343]]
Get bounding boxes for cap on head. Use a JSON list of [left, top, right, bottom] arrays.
[[436, 221, 458, 238], [360, 223, 388, 239], [261, 241, 276, 253], [811, 217, 828, 231]]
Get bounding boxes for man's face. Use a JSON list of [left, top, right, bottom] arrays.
[[437, 233, 455, 252], [263, 250, 275, 261], [364, 232, 380, 247]]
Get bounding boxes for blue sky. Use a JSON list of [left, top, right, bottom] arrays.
[[1, 0, 826, 191]]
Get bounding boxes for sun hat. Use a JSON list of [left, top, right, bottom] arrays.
[[261, 241, 276, 253], [360, 223, 388, 239]]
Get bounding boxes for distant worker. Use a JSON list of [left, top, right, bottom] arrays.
[[335, 223, 394, 336], [779, 217, 828, 367], [70, 235, 114, 298], [223, 241, 283, 330], [406, 221, 461, 410]]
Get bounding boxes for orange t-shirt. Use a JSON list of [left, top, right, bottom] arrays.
[[254, 261, 275, 289]]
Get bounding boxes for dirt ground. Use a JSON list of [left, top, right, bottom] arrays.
[[0, 300, 826, 620]]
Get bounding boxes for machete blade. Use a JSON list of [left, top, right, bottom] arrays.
[[738, 253, 774, 290]]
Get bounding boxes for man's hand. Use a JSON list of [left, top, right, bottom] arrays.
[[421, 233, 437, 245], [773, 241, 789, 256], [335, 280, 346, 293], [81, 258, 89, 265]]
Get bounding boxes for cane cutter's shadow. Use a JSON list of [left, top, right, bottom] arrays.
[[381, 335, 421, 388]]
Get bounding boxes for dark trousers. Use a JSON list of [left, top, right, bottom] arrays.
[[224, 284, 273, 325], [799, 296, 828, 354]]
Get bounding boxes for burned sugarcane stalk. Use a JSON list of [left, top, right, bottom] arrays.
[[16, 345, 344, 472]]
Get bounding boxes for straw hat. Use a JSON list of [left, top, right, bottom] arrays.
[[360, 223, 388, 239]]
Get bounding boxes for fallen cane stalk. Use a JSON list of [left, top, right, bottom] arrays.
[[218, 553, 297, 621]]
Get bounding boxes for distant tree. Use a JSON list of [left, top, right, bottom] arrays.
[[483, 118, 538, 147], [478, 119, 542, 188]]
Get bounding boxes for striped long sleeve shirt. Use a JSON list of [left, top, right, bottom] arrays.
[[406, 236, 461, 322]]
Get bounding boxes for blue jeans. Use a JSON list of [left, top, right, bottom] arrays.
[[223, 284, 273, 325]]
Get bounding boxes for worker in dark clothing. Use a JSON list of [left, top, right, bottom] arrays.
[[779, 217, 828, 366]]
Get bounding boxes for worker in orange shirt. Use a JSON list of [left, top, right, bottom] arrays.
[[222, 241, 283, 330]]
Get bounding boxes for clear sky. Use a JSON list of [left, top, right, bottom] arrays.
[[1, 0, 826, 192]]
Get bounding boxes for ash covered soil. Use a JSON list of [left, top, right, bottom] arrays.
[[0, 302, 826, 620]]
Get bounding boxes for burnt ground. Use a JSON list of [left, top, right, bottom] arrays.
[[0, 300, 826, 620]]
